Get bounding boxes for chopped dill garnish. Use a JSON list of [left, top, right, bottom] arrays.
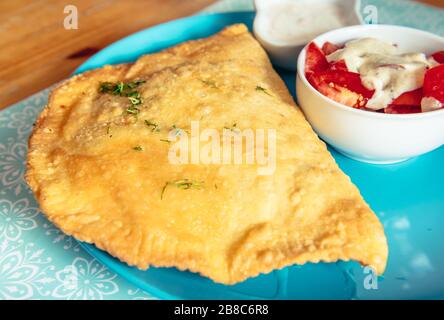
[[159, 139, 171, 143], [99, 80, 145, 96], [99, 80, 146, 116], [127, 79, 145, 88], [200, 79, 218, 88], [161, 184, 168, 199], [98, 82, 116, 93], [172, 124, 181, 136], [133, 146, 143, 151], [161, 179, 204, 199], [127, 91, 141, 98], [223, 123, 238, 132], [126, 106, 140, 115], [106, 125, 112, 137], [128, 96, 142, 106], [255, 85, 273, 96], [114, 82, 124, 95], [171, 124, 189, 136], [144, 120, 159, 132]]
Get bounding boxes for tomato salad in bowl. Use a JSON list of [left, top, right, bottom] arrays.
[[305, 39, 444, 114], [296, 25, 444, 164]]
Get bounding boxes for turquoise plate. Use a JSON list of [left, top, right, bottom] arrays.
[[76, 12, 444, 299]]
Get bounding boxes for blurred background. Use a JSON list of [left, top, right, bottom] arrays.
[[0, 0, 442, 110]]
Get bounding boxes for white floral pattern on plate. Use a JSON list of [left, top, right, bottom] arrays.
[[0, 138, 28, 196], [0, 239, 55, 299], [52, 257, 118, 300], [0, 199, 38, 241], [1, 105, 41, 137], [43, 222, 81, 252]]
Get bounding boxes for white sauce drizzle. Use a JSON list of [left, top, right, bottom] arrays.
[[327, 38, 436, 110]]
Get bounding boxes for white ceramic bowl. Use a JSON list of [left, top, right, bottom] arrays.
[[253, 0, 362, 70], [296, 24, 444, 164]]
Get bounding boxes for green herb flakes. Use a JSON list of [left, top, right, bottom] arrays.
[[144, 120, 159, 132], [200, 79, 218, 88], [126, 106, 140, 115], [255, 85, 273, 96], [99, 80, 146, 96], [99, 80, 146, 115], [161, 179, 204, 199]]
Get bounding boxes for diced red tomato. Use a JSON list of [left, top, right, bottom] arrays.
[[308, 72, 367, 108], [311, 80, 364, 108], [305, 42, 329, 74], [391, 88, 423, 106], [385, 105, 422, 114], [431, 51, 444, 64], [305, 41, 443, 113], [305, 41, 374, 109], [329, 59, 348, 71], [313, 70, 375, 99], [423, 64, 444, 103], [322, 42, 342, 56]]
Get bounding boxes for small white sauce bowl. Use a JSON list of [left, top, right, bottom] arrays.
[[296, 24, 444, 164], [253, 0, 362, 71]]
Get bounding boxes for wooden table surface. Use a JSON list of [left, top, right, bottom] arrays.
[[0, 0, 442, 110]]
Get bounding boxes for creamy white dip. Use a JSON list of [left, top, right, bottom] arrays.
[[327, 38, 437, 110], [260, 1, 349, 45]]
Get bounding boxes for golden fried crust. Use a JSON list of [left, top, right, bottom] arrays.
[[26, 24, 388, 285]]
